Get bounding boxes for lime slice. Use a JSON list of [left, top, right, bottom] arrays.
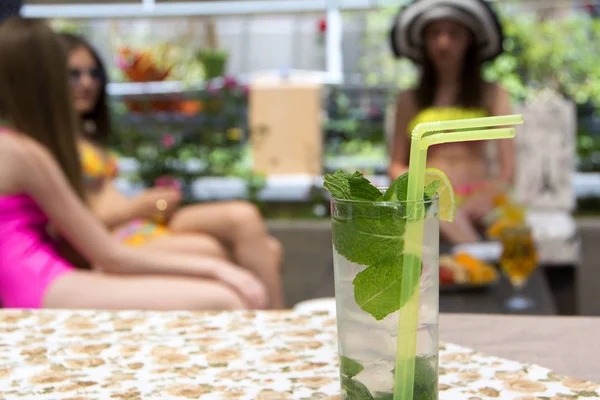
[[424, 168, 456, 222]]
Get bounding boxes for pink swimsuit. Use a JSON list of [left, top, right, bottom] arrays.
[[0, 194, 75, 308]]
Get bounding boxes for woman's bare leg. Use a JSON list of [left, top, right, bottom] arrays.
[[440, 209, 481, 244], [140, 233, 231, 260], [43, 271, 245, 310], [168, 201, 284, 309]]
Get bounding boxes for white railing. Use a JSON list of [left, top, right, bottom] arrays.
[[23, 0, 582, 96], [19, 0, 575, 19], [22, 0, 357, 85], [22, 1, 390, 18], [106, 69, 344, 98]]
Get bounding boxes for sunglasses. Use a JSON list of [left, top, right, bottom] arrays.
[[69, 68, 104, 81]]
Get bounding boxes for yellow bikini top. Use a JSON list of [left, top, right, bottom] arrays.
[[79, 140, 119, 185], [407, 107, 488, 135]]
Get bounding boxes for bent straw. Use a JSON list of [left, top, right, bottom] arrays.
[[393, 114, 523, 400]]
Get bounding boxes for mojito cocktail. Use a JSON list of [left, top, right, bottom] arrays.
[[325, 114, 522, 400], [326, 170, 443, 400]]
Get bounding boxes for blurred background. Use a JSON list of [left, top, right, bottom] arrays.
[[22, 0, 600, 315]]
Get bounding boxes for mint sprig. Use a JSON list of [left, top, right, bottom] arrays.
[[342, 376, 374, 399], [325, 170, 431, 321], [424, 181, 440, 198], [332, 204, 406, 267], [353, 254, 422, 321], [381, 173, 408, 202], [340, 356, 364, 378], [324, 170, 383, 201], [340, 356, 437, 400]]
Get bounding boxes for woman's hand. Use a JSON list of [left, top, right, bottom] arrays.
[[460, 184, 503, 221], [213, 264, 269, 309], [131, 187, 182, 221]]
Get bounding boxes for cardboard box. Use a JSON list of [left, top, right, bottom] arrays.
[[249, 75, 322, 175]]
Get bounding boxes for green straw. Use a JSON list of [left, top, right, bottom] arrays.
[[393, 114, 524, 400]]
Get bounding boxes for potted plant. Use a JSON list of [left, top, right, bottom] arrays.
[[197, 19, 229, 79]]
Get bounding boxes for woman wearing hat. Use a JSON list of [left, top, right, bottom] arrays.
[[389, 0, 515, 243]]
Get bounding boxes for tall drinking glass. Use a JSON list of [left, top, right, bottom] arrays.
[[331, 196, 439, 400], [499, 225, 538, 311]]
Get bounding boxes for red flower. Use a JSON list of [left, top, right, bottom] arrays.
[[318, 17, 327, 34], [368, 105, 381, 118], [160, 134, 176, 148], [155, 175, 182, 191], [223, 75, 237, 89]]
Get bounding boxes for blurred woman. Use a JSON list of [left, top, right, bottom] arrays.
[[60, 33, 284, 308], [0, 17, 267, 310], [389, 0, 514, 243]]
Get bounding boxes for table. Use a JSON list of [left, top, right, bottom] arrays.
[[440, 269, 557, 315], [0, 309, 597, 399], [440, 313, 600, 382]]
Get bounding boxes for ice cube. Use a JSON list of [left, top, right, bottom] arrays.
[[340, 324, 397, 361], [354, 359, 395, 396], [418, 301, 438, 326]]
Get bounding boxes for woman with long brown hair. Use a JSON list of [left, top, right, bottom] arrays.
[[0, 17, 266, 310], [389, 0, 515, 243], [60, 33, 284, 309]]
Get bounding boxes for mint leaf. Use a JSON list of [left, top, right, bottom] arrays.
[[332, 204, 406, 267], [326, 171, 432, 321], [382, 173, 408, 201], [383, 173, 438, 216], [340, 356, 364, 378], [348, 172, 383, 201], [342, 376, 374, 400], [414, 356, 438, 400], [424, 181, 440, 198], [353, 254, 422, 321], [380, 356, 437, 400], [383, 173, 440, 202], [324, 170, 382, 201], [324, 170, 352, 200], [423, 181, 440, 214]]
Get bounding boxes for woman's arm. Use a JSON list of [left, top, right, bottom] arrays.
[[89, 181, 139, 229], [14, 137, 235, 278], [389, 91, 417, 180], [85, 144, 180, 229], [490, 85, 516, 185], [92, 182, 182, 229]]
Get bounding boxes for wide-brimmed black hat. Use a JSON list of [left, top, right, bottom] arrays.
[[0, 0, 22, 23], [390, 0, 504, 63]]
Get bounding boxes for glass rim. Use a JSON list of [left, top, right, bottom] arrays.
[[330, 191, 439, 206]]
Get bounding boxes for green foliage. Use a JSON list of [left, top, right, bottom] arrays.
[[111, 78, 266, 202], [361, 4, 417, 89], [325, 88, 387, 145], [361, 6, 600, 107], [485, 11, 600, 105]]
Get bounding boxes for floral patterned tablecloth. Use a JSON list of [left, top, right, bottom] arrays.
[[0, 309, 597, 400]]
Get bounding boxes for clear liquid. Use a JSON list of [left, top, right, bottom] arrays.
[[333, 221, 439, 400]]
